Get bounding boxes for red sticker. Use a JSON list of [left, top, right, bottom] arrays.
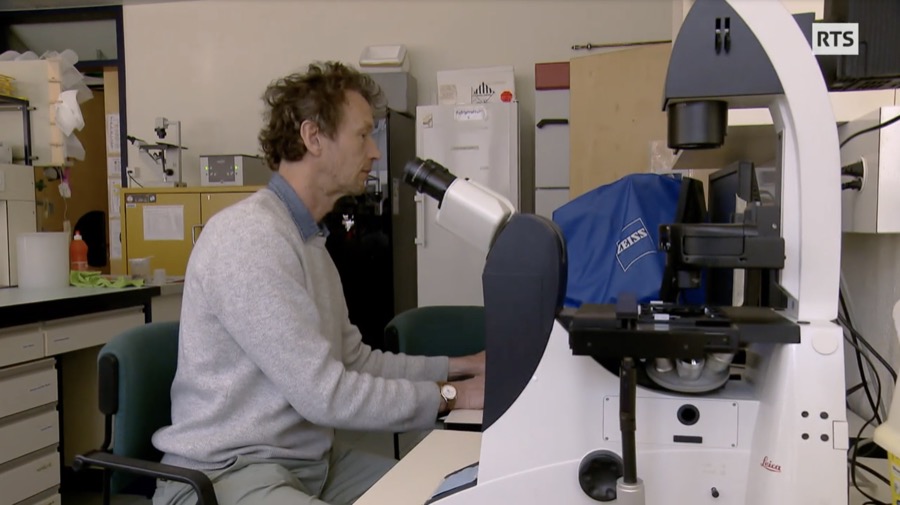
[[500, 90, 513, 102]]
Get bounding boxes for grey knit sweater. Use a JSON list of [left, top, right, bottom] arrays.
[[152, 186, 449, 471]]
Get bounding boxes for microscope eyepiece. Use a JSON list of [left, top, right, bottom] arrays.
[[403, 158, 457, 203]]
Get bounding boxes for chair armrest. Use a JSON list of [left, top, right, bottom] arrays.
[[73, 451, 218, 505]]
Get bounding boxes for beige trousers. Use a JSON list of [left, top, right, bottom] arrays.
[[152, 447, 396, 505]]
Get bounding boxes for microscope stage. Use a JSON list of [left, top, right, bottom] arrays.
[[564, 303, 799, 360]]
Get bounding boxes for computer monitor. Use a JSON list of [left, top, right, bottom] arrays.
[[706, 161, 785, 308], [657, 175, 708, 304]]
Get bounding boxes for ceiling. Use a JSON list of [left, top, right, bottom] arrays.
[[0, 0, 183, 11]]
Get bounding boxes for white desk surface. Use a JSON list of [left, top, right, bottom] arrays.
[[0, 283, 181, 308], [0, 286, 149, 307], [444, 409, 482, 426], [356, 430, 481, 505]]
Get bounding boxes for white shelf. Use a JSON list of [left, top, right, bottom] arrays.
[[673, 90, 897, 171], [0, 60, 65, 167], [728, 90, 897, 127]]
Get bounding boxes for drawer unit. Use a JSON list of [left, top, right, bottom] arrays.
[[0, 406, 58, 466], [0, 359, 57, 420], [18, 489, 60, 505], [43, 307, 145, 355], [0, 448, 59, 505], [0, 324, 43, 369]]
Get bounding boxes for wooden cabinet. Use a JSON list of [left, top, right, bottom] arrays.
[[121, 186, 260, 276], [123, 192, 201, 277], [202, 192, 249, 224], [569, 43, 672, 199]]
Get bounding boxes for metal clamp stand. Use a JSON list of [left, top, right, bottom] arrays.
[[617, 356, 645, 504], [613, 298, 645, 505]]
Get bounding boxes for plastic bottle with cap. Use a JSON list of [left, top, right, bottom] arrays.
[[69, 230, 89, 271]]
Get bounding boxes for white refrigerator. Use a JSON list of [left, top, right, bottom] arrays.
[[414, 102, 520, 307]]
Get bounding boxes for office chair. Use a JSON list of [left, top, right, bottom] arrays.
[[72, 321, 218, 505], [383, 305, 486, 459]]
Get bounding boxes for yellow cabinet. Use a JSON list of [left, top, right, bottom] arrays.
[[120, 186, 260, 276], [202, 193, 250, 224]]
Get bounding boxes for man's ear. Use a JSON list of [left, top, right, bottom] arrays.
[[299, 119, 322, 156]]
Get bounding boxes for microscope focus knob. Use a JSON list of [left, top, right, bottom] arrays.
[[578, 450, 624, 502]]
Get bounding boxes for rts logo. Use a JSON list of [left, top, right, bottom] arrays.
[[812, 23, 859, 55]]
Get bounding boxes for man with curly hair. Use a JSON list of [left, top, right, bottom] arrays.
[[151, 61, 486, 505]]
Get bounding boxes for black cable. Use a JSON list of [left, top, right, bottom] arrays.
[[127, 173, 144, 188], [841, 112, 900, 148], [840, 315, 891, 423], [842, 161, 865, 178], [843, 179, 863, 191], [840, 314, 898, 382], [851, 460, 890, 486], [840, 290, 883, 424], [845, 334, 888, 505], [848, 382, 865, 396], [839, 289, 897, 382]]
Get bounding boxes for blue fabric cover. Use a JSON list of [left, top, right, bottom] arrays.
[[553, 173, 700, 308]]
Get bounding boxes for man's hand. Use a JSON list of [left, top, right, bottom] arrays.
[[448, 350, 485, 380], [452, 374, 484, 410]]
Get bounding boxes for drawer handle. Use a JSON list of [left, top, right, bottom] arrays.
[[192, 224, 204, 244], [536, 118, 569, 128]]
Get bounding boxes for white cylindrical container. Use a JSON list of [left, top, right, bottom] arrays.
[[16, 232, 69, 289], [152, 268, 166, 286]]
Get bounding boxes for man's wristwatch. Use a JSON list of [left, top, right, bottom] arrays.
[[438, 381, 457, 412]]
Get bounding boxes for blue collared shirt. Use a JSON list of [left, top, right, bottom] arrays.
[[267, 172, 329, 242]]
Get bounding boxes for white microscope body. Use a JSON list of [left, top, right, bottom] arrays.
[[404, 0, 847, 503]]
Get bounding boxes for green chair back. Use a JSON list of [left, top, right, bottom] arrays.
[[385, 305, 485, 358], [98, 321, 180, 494]]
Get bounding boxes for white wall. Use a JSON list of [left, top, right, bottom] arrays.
[[122, 0, 900, 419], [123, 0, 673, 201]]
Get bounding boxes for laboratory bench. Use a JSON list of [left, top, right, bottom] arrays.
[[0, 284, 182, 505]]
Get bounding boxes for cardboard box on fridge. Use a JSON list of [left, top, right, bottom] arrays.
[[437, 66, 516, 105]]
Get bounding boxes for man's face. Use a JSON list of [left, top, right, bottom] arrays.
[[319, 90, 381, 197]]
